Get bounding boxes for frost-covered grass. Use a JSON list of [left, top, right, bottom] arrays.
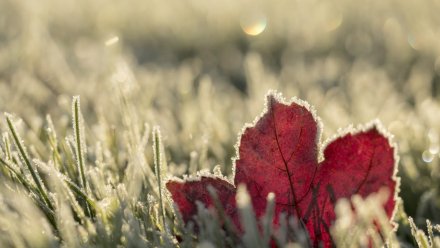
[[1, 0, 440, 246]]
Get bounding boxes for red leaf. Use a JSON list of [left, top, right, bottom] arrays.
[[166, 91, 398, 247], [166, 177, 237, 224], [304, 128, 397, 246]]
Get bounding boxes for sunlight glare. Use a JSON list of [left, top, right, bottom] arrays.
[[240, 13, 267, 36]]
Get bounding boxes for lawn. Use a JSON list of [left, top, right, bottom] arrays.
[[0, 0, 439, 247]]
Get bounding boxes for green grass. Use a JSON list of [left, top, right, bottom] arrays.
[[1, 86, 439, 247]]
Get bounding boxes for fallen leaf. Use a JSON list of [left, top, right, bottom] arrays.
[[166, 91, 399, 247]]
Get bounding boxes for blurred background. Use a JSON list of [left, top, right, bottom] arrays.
[[0, 0, 439, 241]]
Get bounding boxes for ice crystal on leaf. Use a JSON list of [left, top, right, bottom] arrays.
[[166, 91, 399, 247]]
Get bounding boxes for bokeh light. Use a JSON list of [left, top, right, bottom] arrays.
[[105, 36, 119, 46], [240, 12, 267, 36]]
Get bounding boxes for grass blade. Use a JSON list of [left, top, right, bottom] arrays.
[[262, 192, 275, 245], [72, 96, 88, 190], [72, 96, 93, 217], [236, 184, 263, 248], [153, 126, 167, 231], [5, 114, 54, 210]]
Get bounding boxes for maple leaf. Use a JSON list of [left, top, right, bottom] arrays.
[[166, 91, 399, 247]]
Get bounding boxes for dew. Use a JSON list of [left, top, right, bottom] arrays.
[[422, 150, 434, 163], [429, 143, 439, 154], [240, 12, 267, 36], [213, 165, 222, 176], [105, 36, 119, 46]]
